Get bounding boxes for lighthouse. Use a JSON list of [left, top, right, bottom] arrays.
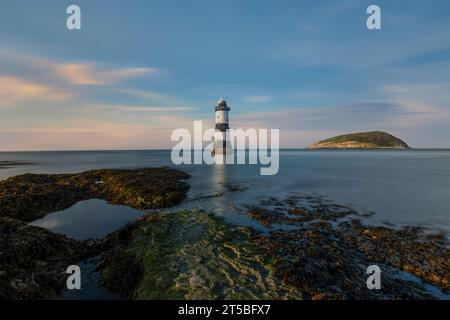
[[213, 97, 232, 158]]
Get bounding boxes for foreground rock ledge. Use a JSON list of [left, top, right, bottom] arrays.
[[0, 167, 190, 299], [0, 217, 92, 299], [0, 167, 190, 222], [96, 202, 449, 300], [97, 210, 302, 300]]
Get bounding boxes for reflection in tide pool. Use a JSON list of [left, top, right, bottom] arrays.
[[30, 199, 144, 240]]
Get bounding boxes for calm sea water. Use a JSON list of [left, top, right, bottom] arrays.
[[1, 149, 450, 238]]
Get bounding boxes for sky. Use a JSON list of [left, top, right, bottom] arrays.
[[0, 0, 450, 150]]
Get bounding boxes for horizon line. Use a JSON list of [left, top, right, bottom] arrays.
[[2, 147, 450, 153]]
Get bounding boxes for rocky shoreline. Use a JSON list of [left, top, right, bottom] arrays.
[[247, 195, 449, 299], [0, 167, 190, 222], [95, 195, 449, 300], [0, 217, 93, 299], [0, 168, 449, 300], [0, 167, 190, 299]]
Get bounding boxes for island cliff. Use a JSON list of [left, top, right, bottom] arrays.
[[307, 131, 410, 149]]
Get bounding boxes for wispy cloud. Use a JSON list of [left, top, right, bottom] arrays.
[[0, 49, 158, 86], [118, 88, 179, 104], [0, 48, 179, 110], [243, 95, 271, 103], [0, 115, 198, 151], [55, 63, 156, 85], [115, 106, 194, 112], [0, 75, 70, 107], [96, 104, 196, 113]]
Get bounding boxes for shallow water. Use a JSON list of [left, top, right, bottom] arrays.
[[57, 258, 121, 300], [1, 149, 450, 237], [30, 199, 144, 240]]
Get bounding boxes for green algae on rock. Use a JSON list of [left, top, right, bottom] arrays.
[[0, 167, 190, 222], [97, 210, 302, 300]]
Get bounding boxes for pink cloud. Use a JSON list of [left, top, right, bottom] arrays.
[[0, 76, 70, 107], [0, 49, 158, 86], [55, 63, 156, 85]]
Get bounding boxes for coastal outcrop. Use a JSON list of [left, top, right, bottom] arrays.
[[307, 131, 410, 149], [95, 198, 450, 300], [0, 167, 191, 299], [0, 216, 93, 299], [97, 210, 302, 300], [247, 195, 449, 299], [0, 167, 190, 222]]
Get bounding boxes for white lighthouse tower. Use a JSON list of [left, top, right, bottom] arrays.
[[213, 97, 232, 159]]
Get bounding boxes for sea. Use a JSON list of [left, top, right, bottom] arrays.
[[2, 149, 450, 299], [1, 149, 449, 239]]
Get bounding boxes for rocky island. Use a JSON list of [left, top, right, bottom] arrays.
[[307, 131, 410, 149]]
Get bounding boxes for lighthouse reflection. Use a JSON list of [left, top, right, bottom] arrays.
[[210, 160, 228, 214]]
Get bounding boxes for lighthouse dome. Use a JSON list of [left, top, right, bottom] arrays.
[[215, 97, 230, 111]]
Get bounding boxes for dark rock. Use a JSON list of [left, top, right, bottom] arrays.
[[0, 167, 190, 222], [248, 195, 450, 299], [0, 167, 191, 300], [0, 217, 93, 299]]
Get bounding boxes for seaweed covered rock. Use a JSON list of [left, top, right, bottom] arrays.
[[0, 217, 92, 299], [97, 210, 302, 300], [0, 167, 190, 222], [340, 221, 450, 292], [0, 167, 191, 300], [248, 195, 450, 299]]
